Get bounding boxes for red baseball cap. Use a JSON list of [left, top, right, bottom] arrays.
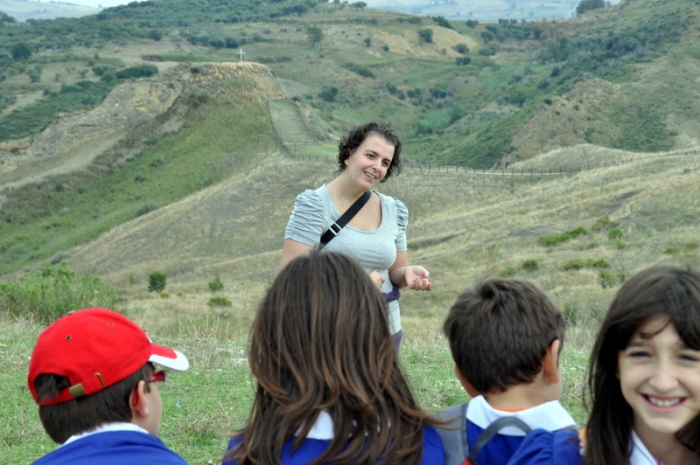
[[28, 308, 189, 406]]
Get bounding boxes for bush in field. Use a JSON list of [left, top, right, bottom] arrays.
[[591, 215, 615, 231], [687, 242, 700, 251], [522, 259, 539, 271], [208, 275, 224, 292], [116, 65, 159, 79], [587, 258, 610, 268], [0, 262, 119, 325], [207, 296, 232, 307], [607, 228, 623, 239], [597, 269, 617, 289], [564, 259, 585, 270], [500, 266, 516, 277], [419, 29, 433, 43], [148, 271, 167, 292], [563, 303, 579, 326], [539, 227, 588, 247], [664, 246, 681, 256]]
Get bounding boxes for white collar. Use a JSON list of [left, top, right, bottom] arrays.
[[629, 431, 661, 465], [62, 422, 150, 446], [466, 395, 578, 436], [296, 411, 335, 440]]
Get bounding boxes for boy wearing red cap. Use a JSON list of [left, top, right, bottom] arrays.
[[27, 308, 190, 465]]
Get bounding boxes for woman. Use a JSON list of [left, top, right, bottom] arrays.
[[282, 122, 431, 353], [223, 251, 445, 465]]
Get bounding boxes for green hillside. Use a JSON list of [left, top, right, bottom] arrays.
[[2, 0, 699, 161], [1, 0, 700, 274]]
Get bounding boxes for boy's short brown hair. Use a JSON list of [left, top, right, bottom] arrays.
[[443, 278, 565, 394], [35, 364, 153, 444]]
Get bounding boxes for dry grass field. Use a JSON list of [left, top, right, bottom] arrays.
[[55, 142, 700, 352]]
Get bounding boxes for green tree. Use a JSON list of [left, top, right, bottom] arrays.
[[576, 0, 605, 15], [419, 29, 433, 44], [364, 37, 372, 47], [306, 26, 323, 47], [148, 271, 167, 292], [11, 42, 33, 60], [351, 1, 367, 9]]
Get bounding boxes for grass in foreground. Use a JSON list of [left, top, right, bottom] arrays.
[[2, 315, 591, 464]]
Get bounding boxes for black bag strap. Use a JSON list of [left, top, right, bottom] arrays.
[[468, 416, 532, 465], [320, 191, 371, 246]]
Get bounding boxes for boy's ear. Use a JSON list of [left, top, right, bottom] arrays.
[[129, 380, 150, 421], [454, 365, 479, 398], [542, 339, 561, 385]]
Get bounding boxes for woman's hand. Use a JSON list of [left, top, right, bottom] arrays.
[[404, 266, 432, 291], [369, 271, 386, 289]]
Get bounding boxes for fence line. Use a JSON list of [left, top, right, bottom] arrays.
[[285, 146, 699, 177]]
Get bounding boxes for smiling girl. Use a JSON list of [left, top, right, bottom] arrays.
[[584, 265, 700, 465]]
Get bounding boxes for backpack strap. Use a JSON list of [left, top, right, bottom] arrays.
[[319, 191, 371, 246], [434, 403, 469, 465], [468, 416, 533, 465]]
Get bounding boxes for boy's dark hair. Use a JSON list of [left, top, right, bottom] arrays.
[[337, 122, 403, 182], [443, 278, 565, 394], [35, 364, 152, 444]]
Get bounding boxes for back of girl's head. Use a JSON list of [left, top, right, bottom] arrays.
[[231, 251, 432, 465], [250, 250, 394, 407], [585, 265, 700, 465]]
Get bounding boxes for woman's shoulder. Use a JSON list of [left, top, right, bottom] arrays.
[[375, 192, 407, 213]]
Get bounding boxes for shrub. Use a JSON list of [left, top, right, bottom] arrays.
[[455, 43, 469, 54], [148, 271, 167, 292], [616, 240, 626, 250], [341, 62, 374, 78], [115, 65, 158, 79], [608, 228, 623, 239], [319, 86, 338, 102], [160, 292, 170, 298], [207, 296, 232, 307], [0, 262, 119, 325], [686, 242, 700, 251], [587, 258, 610, 269], [591, 215, 615, 231], [563, 303, 579, 326], [419, 29, 433, 43], [590, 307, 603, 321], [500, 266, 516, 277], [597, 269, 617, 289], [564, 259, 585, 270], [664, 246, 681, 256], [539, 227, 588, 247], [134, 203, 157, 218], [208, 275, 224, 292], [522, 259, 539, 271]]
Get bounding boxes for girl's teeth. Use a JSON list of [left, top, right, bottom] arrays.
[[648, 397, 681, 407]]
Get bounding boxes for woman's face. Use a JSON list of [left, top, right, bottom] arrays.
[[618, 316, 700, 443], [343, 133, 395, 189]]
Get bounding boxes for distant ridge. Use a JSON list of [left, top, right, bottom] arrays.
[[1, 0, 101, 21]]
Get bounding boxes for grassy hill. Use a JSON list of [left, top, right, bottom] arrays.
[[1, 0, 699, 275]]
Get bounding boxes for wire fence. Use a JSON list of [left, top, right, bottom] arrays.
[[285, 146, 699, 177]]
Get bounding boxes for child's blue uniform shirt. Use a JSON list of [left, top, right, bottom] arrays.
[[32, 423, 188, 465], [223, 410, 445, 465], [506, 427, 583, 465], [464, 395, 579, 465]]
